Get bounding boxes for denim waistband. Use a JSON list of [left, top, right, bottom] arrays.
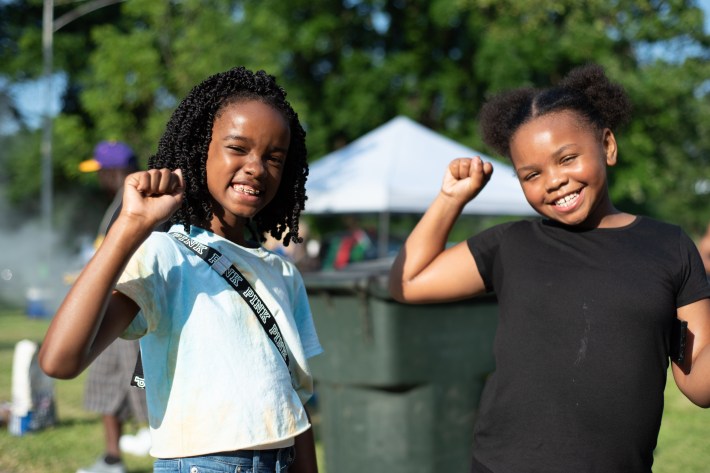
[[156, 446, 295, 472], [206, 447, 284, 457]]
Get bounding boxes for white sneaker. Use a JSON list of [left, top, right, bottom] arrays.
[[119, 427, 151, 456], [76, 456, 125, 473]]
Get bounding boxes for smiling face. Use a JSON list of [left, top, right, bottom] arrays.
[[205, 99, 290, 243], [509, 110, 619, 229]]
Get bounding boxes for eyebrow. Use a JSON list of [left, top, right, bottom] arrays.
[[222, 134, 289, 154], [515, 144, 579, 173], [222, 134, 249, 142], [552, 144, 578, 156]]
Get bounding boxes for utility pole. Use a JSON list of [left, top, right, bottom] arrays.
[[39, 0, 125, 308], [40, 0, 53, 286]]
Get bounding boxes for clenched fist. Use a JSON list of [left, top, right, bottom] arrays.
[[441, 157, 493, 205], [120, 168, 185, 229]]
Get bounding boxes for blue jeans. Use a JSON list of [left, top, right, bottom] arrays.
[[153, 447, 295, 473]]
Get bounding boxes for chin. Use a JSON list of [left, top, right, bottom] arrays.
[[543, 211, 587, 227]]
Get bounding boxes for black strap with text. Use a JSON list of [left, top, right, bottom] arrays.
[[131, 232, 290, 389]]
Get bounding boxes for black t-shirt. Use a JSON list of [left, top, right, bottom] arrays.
[[467, 217, 710, 473]]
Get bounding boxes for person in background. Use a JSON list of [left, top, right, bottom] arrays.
[[76, 141, 149, 473], [79, 141, 138, 248], [39, 67, 321, 473], [320, 216, 375, 270], [389, 63, 710, 472]]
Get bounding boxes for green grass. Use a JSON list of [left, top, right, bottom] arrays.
[[0, 309, 325, 473], [1, 309, 709, 472], [0, 309, 155, 473], [654, 377, 710, 472]]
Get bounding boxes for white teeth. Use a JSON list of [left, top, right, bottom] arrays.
[[233, 184, 260, 195], [555, 192, 578, 207]]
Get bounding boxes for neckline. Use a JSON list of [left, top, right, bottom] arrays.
[[541, 215, 641, 233], [170, 224, 265, 254]]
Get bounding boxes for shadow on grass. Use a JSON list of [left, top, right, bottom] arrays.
[[50, 417, 98, 428], [0, 340, 38, 351]]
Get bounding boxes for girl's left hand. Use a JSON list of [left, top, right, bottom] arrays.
[[441, 156, 494, 204]]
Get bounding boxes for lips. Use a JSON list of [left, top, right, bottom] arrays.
[[553, 191, 579, 209], [231, 184, 261, 196]]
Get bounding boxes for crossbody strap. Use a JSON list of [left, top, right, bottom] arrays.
[[130, 232, 291, 390], [169, 232, 291, 369]]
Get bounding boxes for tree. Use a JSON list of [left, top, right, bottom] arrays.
[[251, 0, 710, 233], [1, 0, 709, 237]]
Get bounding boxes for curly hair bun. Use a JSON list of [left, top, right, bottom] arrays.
[[479, 63, 632, 159]]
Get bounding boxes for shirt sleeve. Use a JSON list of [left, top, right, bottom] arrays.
[[676, 228, 710, 308], [290, 267, 323, 359], [116, 232, 178, 339], [467, 221, 517, 293]]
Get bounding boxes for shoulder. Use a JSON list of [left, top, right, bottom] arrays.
[[630, 217, 695, 250], [131, 229, 187, 270], [624, 218, 706, 281], [259, 248, 303, 283], [469, 218, 541, 244], [633, 216, 683, 235], [466, 219, 542, 266], [142, 229, 183, 254]]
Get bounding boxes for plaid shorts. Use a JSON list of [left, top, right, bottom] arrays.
[[84, 338, 148, 422]]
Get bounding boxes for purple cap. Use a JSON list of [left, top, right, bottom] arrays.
[[79, 141, 137, 172]]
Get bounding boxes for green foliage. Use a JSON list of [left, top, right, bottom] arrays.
[[2, 130, 42, 205], [0, 0, 709, 235]]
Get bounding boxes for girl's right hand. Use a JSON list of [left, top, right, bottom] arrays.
[[441, 157, 493, 204], [121, 168, 185, 228]]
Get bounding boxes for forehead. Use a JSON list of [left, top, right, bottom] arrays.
[[510, 111, 596, 159], [211, 100, 291, 144], [521, 110, 591, 135], [215, 99, 286, 123]]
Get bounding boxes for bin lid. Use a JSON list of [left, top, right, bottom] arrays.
[[303, 257, 393, 298]]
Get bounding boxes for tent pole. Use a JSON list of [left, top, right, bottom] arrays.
[[378, 211, 390, 259]]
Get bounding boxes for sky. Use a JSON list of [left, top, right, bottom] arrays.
[[700, 0, 710, 25]]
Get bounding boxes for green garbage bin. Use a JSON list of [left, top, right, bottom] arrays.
[[304, 259, 497, 473]]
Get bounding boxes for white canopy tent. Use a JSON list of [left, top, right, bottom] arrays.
[[303, 116, 536, 256]]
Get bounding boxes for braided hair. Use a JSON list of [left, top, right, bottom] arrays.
[[479, 63, 632, 159], [149, 66, 308, 246]]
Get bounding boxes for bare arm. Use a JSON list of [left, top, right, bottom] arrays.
[[389, 157, 493, 303], [672, 298, 710, 407], [290, 406, 318, 473], [39, 169, 184, 379]]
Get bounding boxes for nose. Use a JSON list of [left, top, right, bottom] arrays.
[[545, 169, 568, 192], [242, 152, 266, 177], [545, 172, 568, 192]]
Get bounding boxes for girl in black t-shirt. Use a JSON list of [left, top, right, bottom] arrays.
[[389, 63, 710, 473]]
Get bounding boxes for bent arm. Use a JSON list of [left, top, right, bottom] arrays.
[[290, 406, 318, 473], [389, 157, 491, 303], [39, 218, 149, 378], [672, 298, 710, 407], [39, 168, 184, 379], [389, 195, 487, 303]]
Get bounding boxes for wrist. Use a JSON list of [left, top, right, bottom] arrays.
[[437, 191, 468, 213], [106, 214, 155, 245]]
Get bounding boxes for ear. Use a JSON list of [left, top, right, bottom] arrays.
[[602, 129, 618, 166]]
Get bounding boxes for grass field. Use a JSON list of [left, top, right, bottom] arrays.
[[0, 310, 154, 473], [1, 309, 709, 472]]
